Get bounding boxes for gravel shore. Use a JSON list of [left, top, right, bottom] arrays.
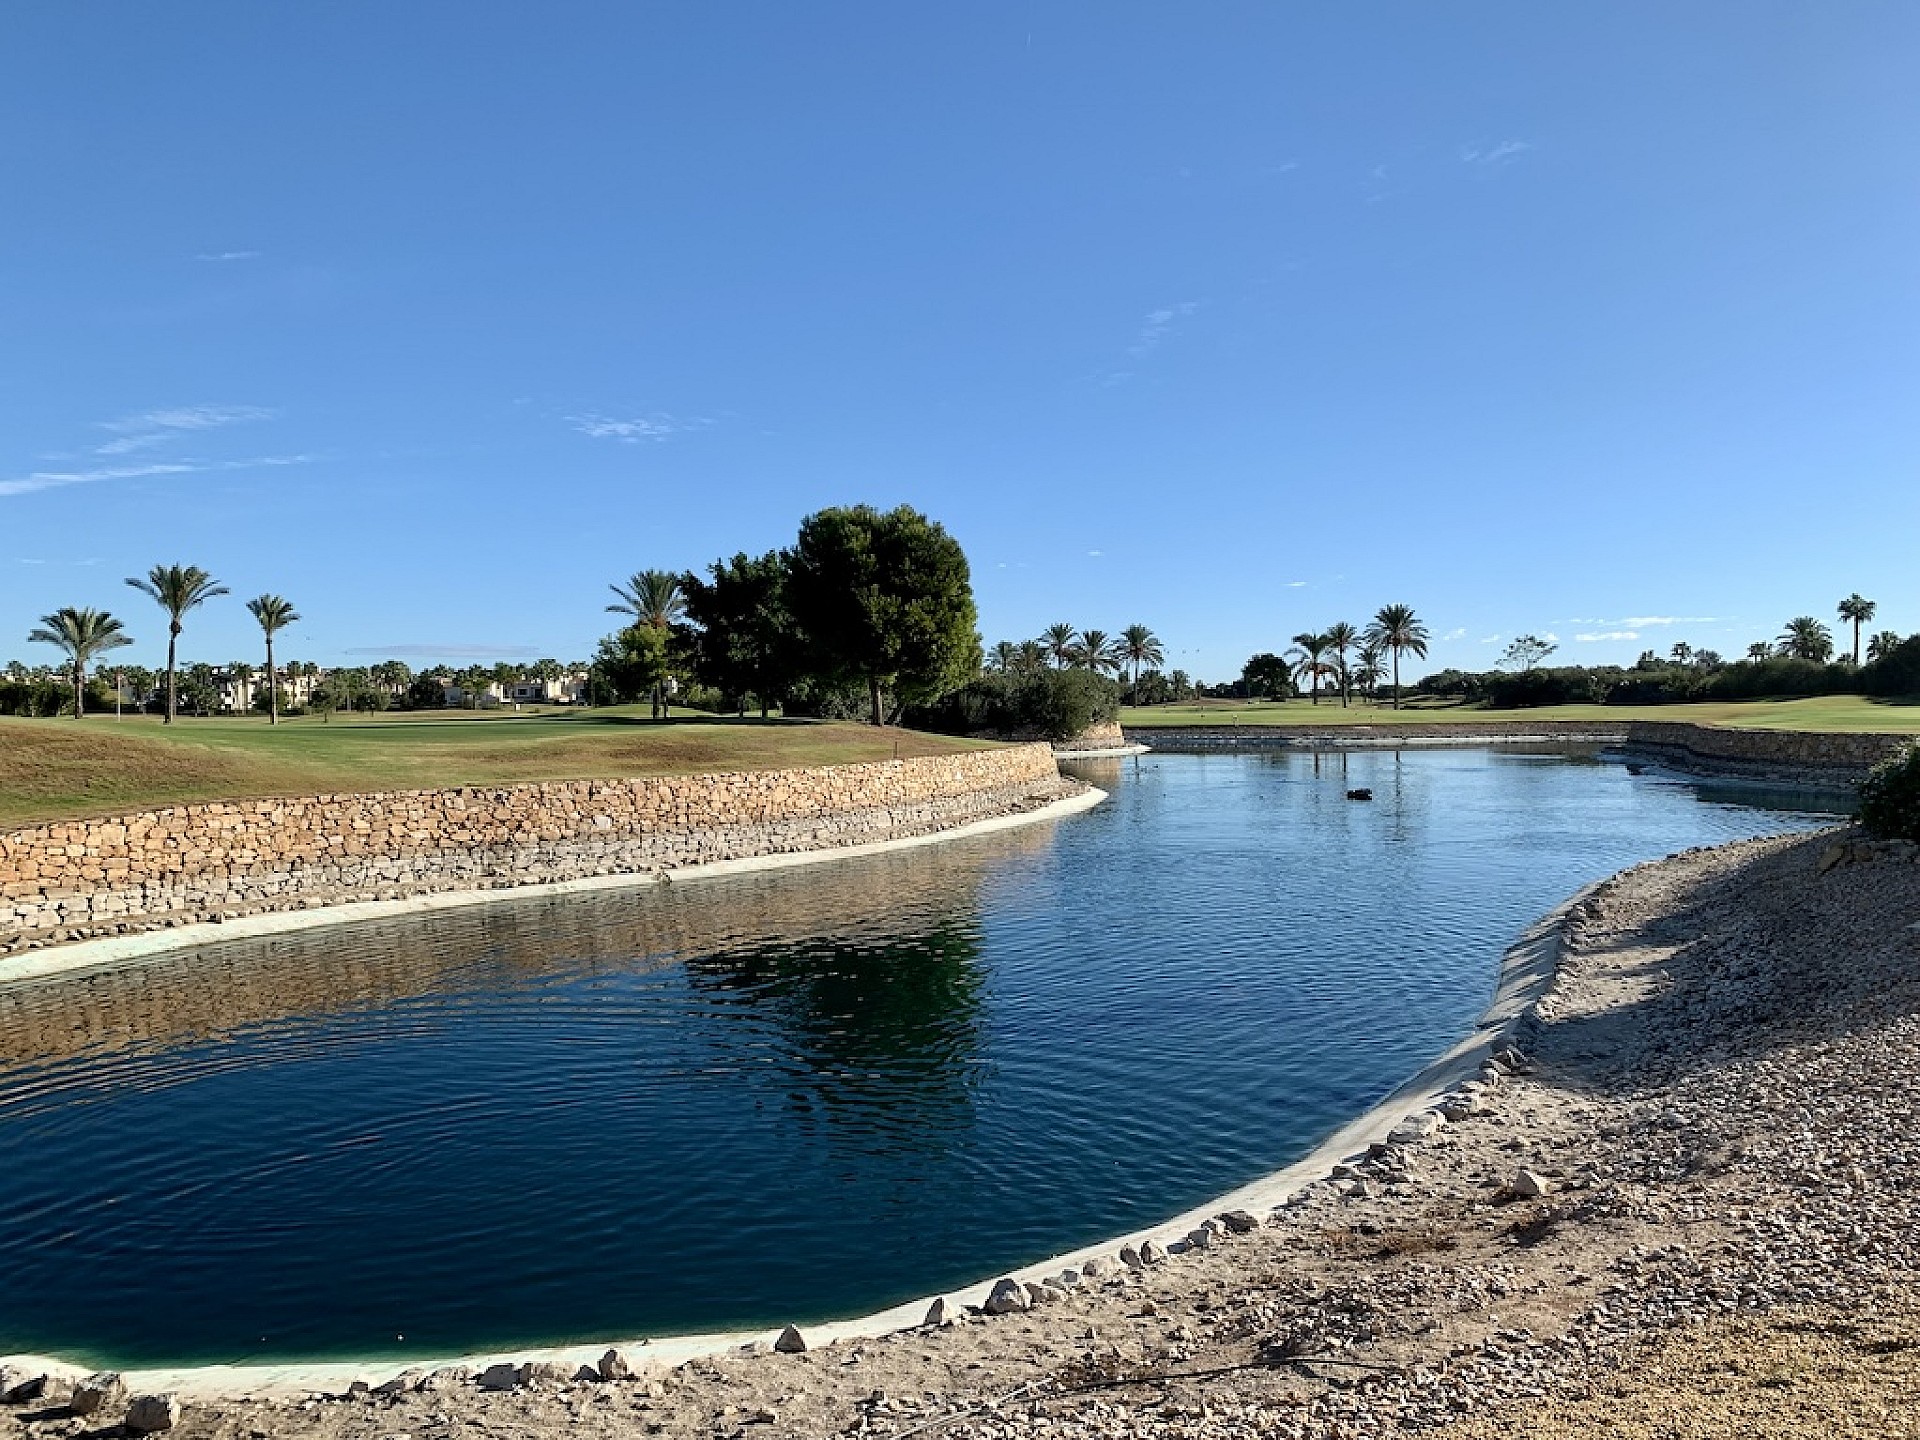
[[7, 825, 1918, 1438]]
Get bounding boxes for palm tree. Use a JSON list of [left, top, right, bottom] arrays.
[[1042, 622, 1077, 669], [1070, 629, 1120, 674], [1288, 631, 1336, 705], [27, 607, 132, 718], [608, 570, 689, 717], [1867, 630, 1904, 663], [1837, 594, 1877, 666], [1745, 641, 1773, 662], [1351, 641, 1388, 705], [230, 660, 254, 715], [126, 564, 228, 723], [1119, 624, 1164, 699], [1777, 616, 1834, 663], [1322, 621, 1359, 706], [245, 594, 300, 724], [1363, 604, 1430, 709], [1014, 639, 1048, 675], [987, 640, 1018, 673]]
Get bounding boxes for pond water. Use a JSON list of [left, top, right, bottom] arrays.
[[0, 746, 1840, 1368]]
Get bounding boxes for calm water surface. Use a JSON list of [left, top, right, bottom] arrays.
[[0, 747, 1839, 1366]]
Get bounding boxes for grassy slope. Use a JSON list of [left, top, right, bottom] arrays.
[[1121, 695, 1920, 732], [0, 708, 994, 829]]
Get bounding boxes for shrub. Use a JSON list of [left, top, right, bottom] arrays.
[[1858, 744, 1920, 843], [905, 669, 1119, 742], [1862, 636, 1920, 698]]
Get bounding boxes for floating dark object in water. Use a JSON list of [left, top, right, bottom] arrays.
[[1346, 788, 1373, 801], [1625, 763, 1647, 776]]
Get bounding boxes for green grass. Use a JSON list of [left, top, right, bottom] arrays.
[[0, 708, 996, 828], [1121, 695, 1920, 733]]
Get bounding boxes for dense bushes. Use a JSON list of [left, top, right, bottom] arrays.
[[905, 669, 1119, 742], [1863, 637, 1920, 698], [1419, 654, 1893, 710], [1859, 744, 1920, 842]]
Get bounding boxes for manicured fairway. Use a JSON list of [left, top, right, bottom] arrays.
[[1121, 695, 1920, 732], [0, 709, 992, 828]]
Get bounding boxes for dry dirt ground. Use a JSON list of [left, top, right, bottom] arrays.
[[7, 827, 1920, 1438]]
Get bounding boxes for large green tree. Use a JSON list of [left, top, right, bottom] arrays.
[[245, 594, 300, 724], [1364, 603, 1431, 709], [1837, 594, 1877, 666], [785, 504, 982, 726], [1240, 651, 1292, 700], [589, 624, 670, 706], [683, 551, 798, 718], [126, 564, 228, 723], [27, 607, 132, 718]]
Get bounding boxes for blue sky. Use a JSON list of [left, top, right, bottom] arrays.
[[4, 3, 1916, 682]]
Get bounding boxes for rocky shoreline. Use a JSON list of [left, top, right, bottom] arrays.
[[7, 824, 1920, 1437]]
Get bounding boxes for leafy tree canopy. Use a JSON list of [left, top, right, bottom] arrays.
[[785, 504, 982, 725]]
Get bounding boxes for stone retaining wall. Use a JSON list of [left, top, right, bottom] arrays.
[[0, 745, 1067, 955], [1053, 720, 1127, 753], [1126, 720, 1911, 786], [1620, 721, 1908, 785]]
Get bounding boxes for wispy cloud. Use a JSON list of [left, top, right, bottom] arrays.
[[1479, 634, 1503, 645], [1566, 614, 1718, 629], [0, 455, 309, 499], [568, 412, 712, 444], [195, 250, 261, 263], [1575, 630, 1640, 643], [1284, 580, 1308, 589], [342, 643, 541, 659], [1459, 140, 1532, 166], [95, 405, 277, 456], [1440, 627, 1467, 641], [1127, 302, 1200, 359], [1086, 549, 1104, 558]]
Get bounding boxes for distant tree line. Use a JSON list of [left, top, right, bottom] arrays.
[[1418, 596, 1918, 709], [1228, 605, 1433, 709]]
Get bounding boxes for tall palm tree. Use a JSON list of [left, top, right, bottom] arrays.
[[1867, 630, 1904, 663], [607, 569, 689, 630], [1745, 641, 1773, 662], [986, 640, 1017, 673], [27, 607, 132, 718], [1041, 622, 1077, 669], [1363, 604, 1430, 710], [1014, 639, 1048, 675], [1119, 623, 1164, 698], [126, 564, 228, 723], [1069, 629, 1120, 675], [1322, 620, 1359, 706], [1837, 594, 1877, 666], [1288, 632, 1337, 705], [246, 594, 300, 724], [1776, 616, 1834, 663], [608, 569, 689, 717]]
